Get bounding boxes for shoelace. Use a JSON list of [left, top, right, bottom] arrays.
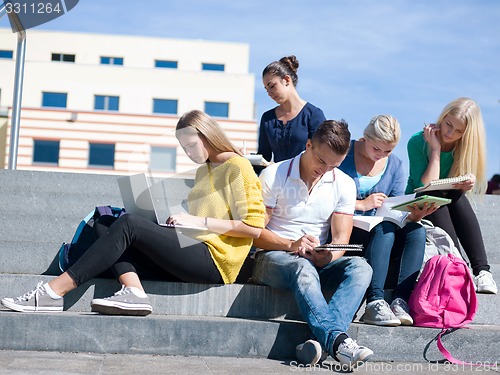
[[16, 281, 45, 302], [373, 300, 390, 312], [110, 285, 131, 297], [391, 299, 408, 313], [341, 339, 358, 352]]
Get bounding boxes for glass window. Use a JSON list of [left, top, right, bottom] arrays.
[[33, 140, 59, 165], [150, 146, 176, 172], [153, 99, 178, 115], [100, 56, 124, 65], [51, 53, 75, 62], [94, 95, 119, 111], [204, 101, 229, 118], [89, 143, 115, 168], [155, 60, 178, 69], [42, 92, 67, 108], [202, 63, 225, 72], [0, 50, 13, 59]]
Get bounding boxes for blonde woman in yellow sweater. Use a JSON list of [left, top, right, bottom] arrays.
[[2, 110, 266, 316]]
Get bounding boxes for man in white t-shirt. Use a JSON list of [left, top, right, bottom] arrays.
[[252, 120, 373, 371]]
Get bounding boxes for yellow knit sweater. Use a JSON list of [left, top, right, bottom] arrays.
[[188, 156, 265, 283]]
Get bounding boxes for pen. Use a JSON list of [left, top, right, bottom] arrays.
[[301, 229, 307, 236]]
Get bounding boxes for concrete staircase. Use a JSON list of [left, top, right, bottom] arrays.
[[0, 169, 499, 363]]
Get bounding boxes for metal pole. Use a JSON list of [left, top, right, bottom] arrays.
[[6, 10, 27, 170]]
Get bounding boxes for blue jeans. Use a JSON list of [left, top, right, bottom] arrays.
[[364, 221, 425, 303], [252, 251, 372, 356]]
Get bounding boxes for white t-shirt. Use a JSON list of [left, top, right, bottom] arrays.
[[259, 152, 356, 245]]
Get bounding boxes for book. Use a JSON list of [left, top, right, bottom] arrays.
[[390, 195, 452, 212], [244, 154, 271, 167], [414, 174, 471, 193], [353, 195, 413, 232], [313, 244, 364, 251]]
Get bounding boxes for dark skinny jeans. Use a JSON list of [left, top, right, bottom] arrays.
[[67, 214, 223, 286], [419, 189, 489, 275], [351, 221, 426, 303]]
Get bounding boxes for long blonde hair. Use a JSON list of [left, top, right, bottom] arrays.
[[436, 97, 487, 195], [176, 110, 242, 156], [363, 114, 400, 144]]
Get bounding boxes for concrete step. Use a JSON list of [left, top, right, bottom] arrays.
[[0, 273, 302, 320], [1, 270, 499, 324], [1, 169, 499, 364], [0, 169, 193, 276], [0, 310, 498, 363]]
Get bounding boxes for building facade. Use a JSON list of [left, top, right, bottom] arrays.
[[0, 29, 258, 176]]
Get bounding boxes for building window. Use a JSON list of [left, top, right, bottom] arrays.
[[0, 50, 13, 59], [202, 63, 225, 72], [155, 60, 178, 69], [42, 92, 67, 108], [204, 101, 229, 118], [100, 56, 124, 65], [51, 53, 75, 62], [153, 99, 178, 115], [150, 146, 176, 172], [94, 95, 119, 111], [89, 143, 115, 168], [33, 140, 59, 165]]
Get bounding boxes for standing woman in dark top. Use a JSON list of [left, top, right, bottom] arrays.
[[258, 55, 326, 163]]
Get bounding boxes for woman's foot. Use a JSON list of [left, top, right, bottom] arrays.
[[1, 281, 63, 313], [91, 285, 153, 316], [474, 271, 498, 294], [361, 299, 400, 326], [390, 298, 413, 325]]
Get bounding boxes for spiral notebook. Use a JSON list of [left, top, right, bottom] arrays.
[[414, 174, 471, 193], [313, 244, 364, 251]]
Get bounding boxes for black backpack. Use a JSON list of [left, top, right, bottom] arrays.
[[58, 206, 126, 272]]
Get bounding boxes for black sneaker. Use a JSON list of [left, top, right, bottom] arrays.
[[91, 286, 152, 316]]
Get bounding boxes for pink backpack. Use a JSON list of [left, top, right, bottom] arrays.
[[409, 254, 478, 363], [410, 253, 477, 328]]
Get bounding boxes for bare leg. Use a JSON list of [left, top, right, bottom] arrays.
[[48, 271, 144, 297], [117, 272, 144, 292], [48, 272, 77, 296]]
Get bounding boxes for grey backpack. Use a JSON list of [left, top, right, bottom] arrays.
[[420, 220, 465, 276]]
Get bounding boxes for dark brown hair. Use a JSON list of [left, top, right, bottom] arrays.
[[312, 119, 351, 155], [262, 55, 299, 86]]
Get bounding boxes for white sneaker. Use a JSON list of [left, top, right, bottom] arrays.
[[335, 337, 373, 370], [295, 339, 328, 365], [361, 299, 401, 326], [475, 270, 498, 294], [390, 298, 414, 325]]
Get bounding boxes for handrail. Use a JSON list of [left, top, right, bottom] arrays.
[[0, 1, 27, 170]]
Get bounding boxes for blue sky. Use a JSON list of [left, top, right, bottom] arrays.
[[3, 0, 500, 180]]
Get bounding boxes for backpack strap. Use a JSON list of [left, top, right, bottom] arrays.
[[436, 329, 488, 366]]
